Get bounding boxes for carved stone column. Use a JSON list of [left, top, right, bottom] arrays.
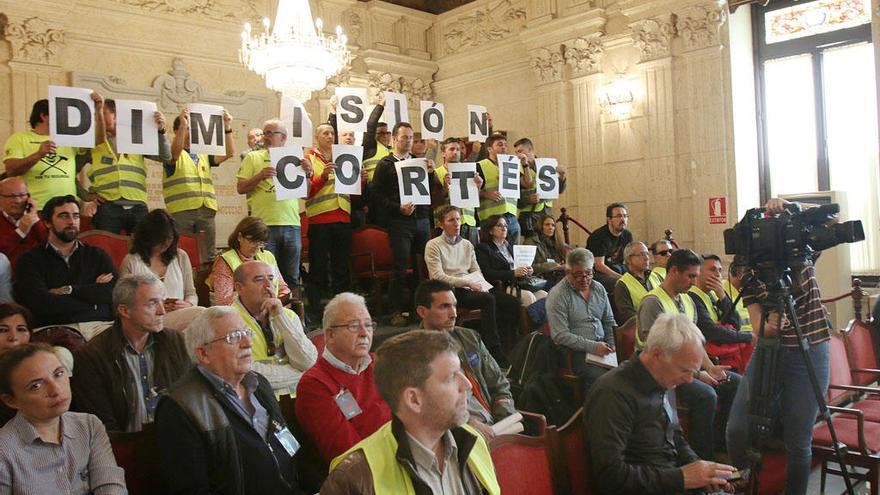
[[630, 14, 677, 63]]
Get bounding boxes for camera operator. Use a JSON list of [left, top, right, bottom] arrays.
[[725, 197, 835, 495]]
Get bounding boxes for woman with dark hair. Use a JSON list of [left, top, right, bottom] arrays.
[[209, 216, 290, 305], [119, 209, 202, 330], [0, 343, 126, 494], [523, 213, 567, 288], [476, 214, 547, 305]]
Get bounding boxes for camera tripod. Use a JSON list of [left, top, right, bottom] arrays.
[[740, 269, 854, 495]]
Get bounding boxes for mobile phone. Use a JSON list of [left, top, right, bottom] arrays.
[[24, 202, 32, 213], [727, 470, 745, 482]]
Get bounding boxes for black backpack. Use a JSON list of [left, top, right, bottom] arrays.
[[508, 331, 576, 426]]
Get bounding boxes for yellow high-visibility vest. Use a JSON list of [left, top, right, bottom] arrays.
[[88, 141, 148, 202], [163, 151, 217, 213], [519, 167, 550, 215], [636, 286, 696, 348], [478, 158, 518, 221], [206, 249, 281, 294], [689, 286, 720, 322], [723, 280, 752, 332], [363, 142, 389, 182], [305, 151, 351, 218]]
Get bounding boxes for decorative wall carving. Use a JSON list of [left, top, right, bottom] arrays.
[[152, 58, 204, 110], [631, 15, 677, 62], [366, 72, 433, 105], [2, 17, 66, 65], [563, 36, 603, 76], [110, 0, 258, 22], [343, 10, 363, 47], [677, 3, 727, 51], [401, 77, 434, 104], [531, 46, 564, 84], [443, 0, 527, 55]]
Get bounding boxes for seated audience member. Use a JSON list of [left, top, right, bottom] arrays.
[[0, 177, 47, 267], [156, 307, 308, 495], [687, 254, 752, 373], [232, 261, 317, 395], [0, 254, 9, 304], [72, 274, 189, 432], [119, 209, 203, 331], [0, 344, 127, 494], [424, 206, 519, 367], [322, 330, 500, 495], [585, 314, 735, 495], [209, 216, 291, 305], [722, 259, 752, 332], [415, 280, 516, 440], [296, 293, 391, 464], [546, 248, 617, 396], [14, 195, 116, 338], [649, 239, 674, 281], [587, 202, 634, 292], [613, 241, 662, 324], [637, 249, 740, 461], [523, 213, 566, 288], [476, 214, 548, 305]]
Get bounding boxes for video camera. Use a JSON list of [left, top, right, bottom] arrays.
[[723, 203, 864, 267]]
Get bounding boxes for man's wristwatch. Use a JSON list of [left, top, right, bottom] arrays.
[[59, 285, 73, 295]]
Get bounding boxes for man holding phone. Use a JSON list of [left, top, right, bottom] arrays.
[[0, 177, 47, 267]]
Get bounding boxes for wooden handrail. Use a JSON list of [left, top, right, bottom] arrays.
[[556, 208, 592, 245]]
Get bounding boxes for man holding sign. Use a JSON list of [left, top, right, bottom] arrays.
[[371, 122, 435, 326], [237, 120, 301, 290], [431, 138, 482, 246], [165, 108, 235, 260], [514, 138, 566, 237], [3, 96, 98, 208], [84, 96, 171, 234], [477, 133, 532, 244]]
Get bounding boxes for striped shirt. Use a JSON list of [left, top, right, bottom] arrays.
[[0, 411, 126, 494], [741, 262, 831, 347]]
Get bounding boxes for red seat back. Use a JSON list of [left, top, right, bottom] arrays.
[[79, 230, 130, 270], [109, 423, 160, 495], [309, 331, 325, 354], [350, 226, 393, 275], [549, 407, 592, 495], [300, 212, 309, 260], [31, 326, 86, 353], [827, 334, 853, 405], [614, 318, 636, 363], [844, 320, 879, 386], [490, 435, 553, 495], [178, 234, 202, 268]]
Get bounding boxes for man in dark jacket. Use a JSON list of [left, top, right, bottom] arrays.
[[72, 273, 189, 431], [14, 195, 115, 332], [156, 306, 307, 495]]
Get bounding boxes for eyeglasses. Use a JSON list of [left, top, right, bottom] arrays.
[[629, 252, 650, 258], [241, 236, 266, 248], [0, 193, 29, 199], [205, 328, 254, 346], [655, 250, 674, 257], [571, 270, 594, 280], [610, 214, 629, 219], [330, 320, 377, 333], [264, 130, 285, 137], [494, 224, 508, 230]]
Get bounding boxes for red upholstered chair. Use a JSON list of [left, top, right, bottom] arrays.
[[30, 326, 86, 353], [350, 226, 409, 315], [308, 330, 325, 355], [79, 230, 131, 270], [614, 318, 636, 363], [109, 423, 161, 495], [300, 211, 309, 262], [489, 433, 554, 495], [843, 319, 880, 389], [178, 232, 208, 269], [547, 407, 592, 495]]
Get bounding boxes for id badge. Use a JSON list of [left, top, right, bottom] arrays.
[[335, 388, 363, 420], [274, 425, 301, 456]]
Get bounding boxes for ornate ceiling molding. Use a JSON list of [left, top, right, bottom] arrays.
[[677, 2, 728, 51], [563, 35, 604, 77], [109, 0, 258, 23], [152, 58, 205, 110], [442, 0, 527, 56], [2, 16, 66, 65], [630, 14, 677, 62]]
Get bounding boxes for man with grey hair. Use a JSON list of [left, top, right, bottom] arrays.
[[71, 273, 189, 431], [156, 306, 308, 494], [585, 314, 736, 495], [546, 247, 617, 396], [295, 292, 391, 464], [237, 118, 302, 290], [613, 241, 663, 324]]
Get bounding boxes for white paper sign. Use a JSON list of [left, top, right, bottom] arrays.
[[115, 100, 159, 155], [467, 105, 489, 142], [448, 163, 480, 209], [188, 104, 225, 155], [49, 86, 95, 148], [420, 101, 445, 140], [335, 87, 368, 134], [332, 144, 363, 195], [384, 91, 409, 130], [535, 158, 560, 200], [281, 95, 312, 151], [395, 158, 431, 206], [497, 154, 521, 199], [513, 245, 537, 268], [270, 146, 308, 200]]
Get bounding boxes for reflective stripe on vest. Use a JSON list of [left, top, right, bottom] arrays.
[[88, 142, 148, 202], [723, 280, 752, 331], [363, 142, 390, 182], [688, 286, 719, 322], [651, 266, 667, 283], [433, 165, 477, 226], [305, 152, 351, 218], [478, 158, 518, 220], [519, 167, 549, 214], [330, 421, 500, 495], [163, 152, 217, 213], [207, 249, 280, 293], [636, 287, 696, 347], [615, 272, 652, 311]]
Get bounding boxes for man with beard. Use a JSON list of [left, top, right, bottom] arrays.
[[321, 330, 500, 495], [71, 273, 189, 432], [13, 195, 116, 335], [588, 202, 634, 292], [0, 177, 47, 267]]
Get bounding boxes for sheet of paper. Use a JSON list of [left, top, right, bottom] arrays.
[[395, 158, 431, 206], [467, 104, 489, 142], [586, 352, 618, 369], [270, 146, 308, 200], [384, 91, 409, 130], [420, 101, 445, 140], [462, 272, 494, 292], [115, 100, 159, 155], [491, 412, 524, 436], [448, 162, 480, 208], [535, 157, 559, 200], [49, 86, 95, 148], [513, 245, 537, 268], [332, 144, 363, 195], [281, 95, 312, 150], [188, 103, 226, 155], [335, 87, 368, 134]]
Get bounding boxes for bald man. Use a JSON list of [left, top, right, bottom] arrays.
[[0, 178, 47, 266]]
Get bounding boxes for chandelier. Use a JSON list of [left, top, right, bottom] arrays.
[[240, 0, 351, 101]]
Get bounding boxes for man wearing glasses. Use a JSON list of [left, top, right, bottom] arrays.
[[156, 306, 308, 495], [613, 241, 664, 325], [649, 239, 675, 282], [587, 202, 634, 292], [0, 177, 47, 267], [295, 292, 391, 465]]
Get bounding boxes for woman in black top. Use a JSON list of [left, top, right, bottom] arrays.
[[475, 215, 547, 306]]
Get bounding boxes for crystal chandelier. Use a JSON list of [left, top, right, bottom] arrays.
[[240, 0, 351, 101]]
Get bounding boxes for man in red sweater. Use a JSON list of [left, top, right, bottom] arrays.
[[294, 292, 391, 463], [0, 178, 47, 267]]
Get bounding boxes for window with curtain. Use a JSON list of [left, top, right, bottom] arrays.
[[755, 0, 879, 274]]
